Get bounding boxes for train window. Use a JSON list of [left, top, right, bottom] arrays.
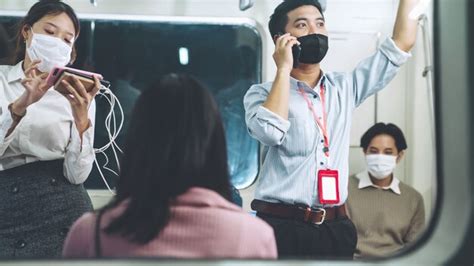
[[0, 16, 262, 190], [4, 0, 468, 262]]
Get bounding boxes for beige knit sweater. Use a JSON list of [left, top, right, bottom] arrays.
[[346, 173, 425, 259]]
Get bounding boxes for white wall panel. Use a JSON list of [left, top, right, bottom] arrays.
[[321, 31, 380, 146]]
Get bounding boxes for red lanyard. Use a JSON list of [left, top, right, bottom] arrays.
[[298, 83, 330, 157]]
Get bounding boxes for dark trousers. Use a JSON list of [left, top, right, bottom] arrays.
[[257, 212, 357, 259]]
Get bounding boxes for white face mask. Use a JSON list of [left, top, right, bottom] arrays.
[[26, 31, 72, 73], [365, 154, 397, 180]]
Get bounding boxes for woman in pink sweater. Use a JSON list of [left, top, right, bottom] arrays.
[[62, 74, 277, 259]]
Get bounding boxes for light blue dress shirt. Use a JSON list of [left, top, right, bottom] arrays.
[[243, 38, 411, 208]]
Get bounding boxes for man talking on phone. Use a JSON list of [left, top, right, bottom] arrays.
[[244, 0, 419, 258]]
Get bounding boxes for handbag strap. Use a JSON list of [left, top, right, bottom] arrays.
[[94, 210, 103, 258]]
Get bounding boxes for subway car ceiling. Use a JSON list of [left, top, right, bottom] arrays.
[[0, 0, 472, 264]]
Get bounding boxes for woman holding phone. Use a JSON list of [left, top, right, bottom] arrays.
[[0, 0, 100, 258]]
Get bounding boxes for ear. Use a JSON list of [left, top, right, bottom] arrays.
[[273, 32, 285, 44], [273, 34, 280, 44], [21, 25, 31, 43], [396, 151, 405, 163], [69, 47, 77, 64]]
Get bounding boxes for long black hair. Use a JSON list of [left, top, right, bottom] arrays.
[[101, 73, 232, 244], [11, 0, 80, 64]]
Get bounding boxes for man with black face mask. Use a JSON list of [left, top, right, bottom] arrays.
[[244, 0, 419, 259]]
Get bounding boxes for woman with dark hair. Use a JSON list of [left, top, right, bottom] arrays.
[[62, 74, 277, 259], [0, 0, 100, 258]]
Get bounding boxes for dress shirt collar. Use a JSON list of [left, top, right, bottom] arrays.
[[356, 171, 401, 195], [7, 61, 25, 83], [290, 71, 327, 93]]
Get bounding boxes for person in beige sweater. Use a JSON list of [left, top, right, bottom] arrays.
[[347, 123, 425, 259]]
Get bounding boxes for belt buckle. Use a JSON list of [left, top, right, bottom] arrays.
[[313, 208, 326, 225], [299, 206, 326, 225]]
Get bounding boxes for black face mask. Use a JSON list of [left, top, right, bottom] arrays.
[[295, 33, 329, 65]]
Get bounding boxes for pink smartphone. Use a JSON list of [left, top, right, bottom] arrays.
[[46, 66, 109, 94]]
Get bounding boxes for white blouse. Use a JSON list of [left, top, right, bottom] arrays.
[[0, 61, 95, 184]]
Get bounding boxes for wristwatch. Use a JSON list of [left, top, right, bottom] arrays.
[[8, 103, 26, 123]]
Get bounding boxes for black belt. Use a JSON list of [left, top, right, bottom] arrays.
[[251, 199, 347, 225]]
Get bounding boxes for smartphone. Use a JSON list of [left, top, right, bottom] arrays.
[[276, 32, 301, 68], [46, 66, 110, 94], [291, 44, 301, 68]]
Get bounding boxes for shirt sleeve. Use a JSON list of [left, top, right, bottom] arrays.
[[404, 193, 426, 243], [63, 99, 96, 184], [0, 102, 25, 156], [243, 84, 291, 146], [350, 37, 412, 108], [62, 212, 95, 258]]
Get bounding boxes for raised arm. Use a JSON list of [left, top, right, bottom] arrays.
[[262, 33, 298, 120], [243, 33, 297, 146], [392, 0, 420, 52]]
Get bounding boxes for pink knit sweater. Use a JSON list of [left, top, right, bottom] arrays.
[[62, 187, 277, 259]]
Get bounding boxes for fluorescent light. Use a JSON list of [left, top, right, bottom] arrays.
[[179, 47, 189, 65]]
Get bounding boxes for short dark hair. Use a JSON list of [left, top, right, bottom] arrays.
[[268, 0, 324, 38], [101, 73, 232, 244], [12, 0, 80, 64], [360, 123, 408, 153]]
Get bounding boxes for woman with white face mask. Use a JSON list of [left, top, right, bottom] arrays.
[[0, 0, 100, 258], [346, 123, 425, 259]]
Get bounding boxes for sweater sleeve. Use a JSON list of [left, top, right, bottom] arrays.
[[404, 193, 425, 243]]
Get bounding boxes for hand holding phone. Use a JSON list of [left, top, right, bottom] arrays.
[[46, 67, 109, 95], [275, 32, 301, 69], [47, 67, 107, 134]]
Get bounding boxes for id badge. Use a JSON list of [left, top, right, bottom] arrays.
[[318, 169, 340, 204]]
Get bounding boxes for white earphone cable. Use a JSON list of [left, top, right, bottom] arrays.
[[92, 84, 125, 195]]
